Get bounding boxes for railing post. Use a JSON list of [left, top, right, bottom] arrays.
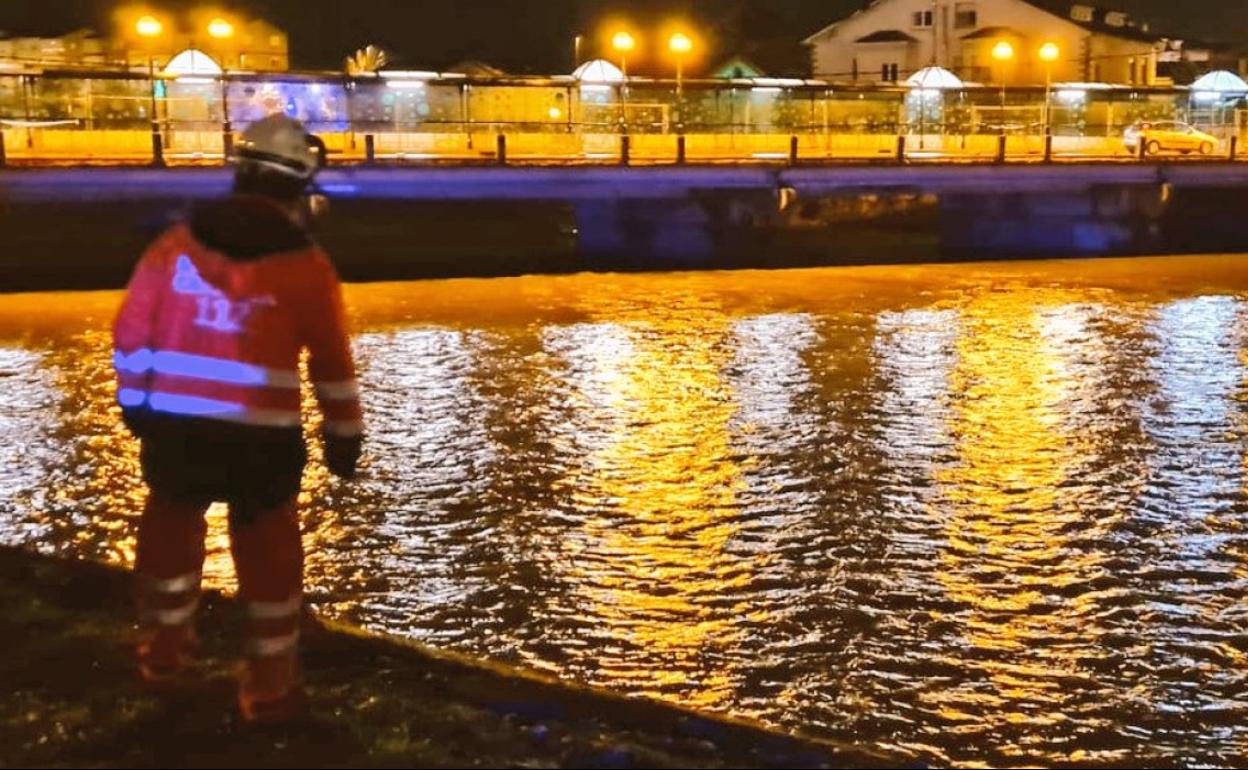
[[496, 133, 507, 166], [221, 120, 233, 163], [0, 129, 6, 168], [364, 133, 376, 165], [1138, 138, 1147, 162], [150, 123, 165, 168], [996, 133, 1007, 164], [676, 134, 686, 165], [789, 135, 799, 166], [1043, 127, 1053, 163], [896, 134, 906, 163], [1229, 135, 1239, 161], [620, 133, 630, 166]]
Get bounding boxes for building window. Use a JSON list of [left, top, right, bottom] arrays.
[[1070, 5, 1093, 22], [955, 4, 978, 28], [881, 63, 900, 81], [913, 10, 934, 28]]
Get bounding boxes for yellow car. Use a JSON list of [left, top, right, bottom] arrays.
[[1123, 120, 1219, 156]]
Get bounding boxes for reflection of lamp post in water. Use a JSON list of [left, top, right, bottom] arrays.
[[992, 40, 1015, 136]]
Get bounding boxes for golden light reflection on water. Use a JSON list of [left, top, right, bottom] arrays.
[[543, 288, 754, 710], [932, 292, 1111, 764], [4, 257, 1248, 768]]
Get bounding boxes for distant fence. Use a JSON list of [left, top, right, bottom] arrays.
[[1, 71, 1245, 165]]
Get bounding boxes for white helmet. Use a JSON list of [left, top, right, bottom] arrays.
[[234, 114, 322, 181]]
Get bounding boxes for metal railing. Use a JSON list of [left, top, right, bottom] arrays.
[[1, 71, 1245, 166]]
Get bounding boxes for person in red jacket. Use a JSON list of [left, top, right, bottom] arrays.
[[113, 114, 363, 722]]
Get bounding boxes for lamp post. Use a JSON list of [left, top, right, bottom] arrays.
[[669, 32, 692, 131], [135, 15, 165, 164], [992, 40, 1015, 136], [612, 31, 635, 77], [135, 16, 162, 124], [1039, 42, 1059, 139], [208, 17, 235, 157], [612, 31, 636, 132]]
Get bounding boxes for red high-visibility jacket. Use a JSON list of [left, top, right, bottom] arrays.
[[113, 213, 363, 441]]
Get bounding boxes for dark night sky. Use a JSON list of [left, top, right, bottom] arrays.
[[1, 1, 1244, 73]]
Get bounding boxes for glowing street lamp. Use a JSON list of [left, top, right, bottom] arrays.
[[992, 40, 1015, 135], [612, 31, 636, 77], [134, 15, 165, 138], [669, 31, 692, 84], [206, 17, 237, 153], [135, 15, 163, 38], [207, 17, 235, 40], [669, 31, 692, 127], [611, 30, 636, 132], [1039, 42, 1060, 138], [206, 16, 236, 69]]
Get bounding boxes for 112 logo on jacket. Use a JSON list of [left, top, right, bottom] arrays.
[[173, 254, 276, 334]]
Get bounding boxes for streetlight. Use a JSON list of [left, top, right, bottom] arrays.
[[992, 40, 1015, 136], [1039, 42, 1060, 140], [669, 32, 692, 130], [669, 32, 692, 62], [135, 15, 164, 153], [206, 16, 235, 69], [612, 30, 636, 133], [207, 17, 235, 40], [136, 15, 163, 39], [206, 17, 236, 157], [612, 31, 635, 77]]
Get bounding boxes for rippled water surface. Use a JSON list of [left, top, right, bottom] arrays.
[[3, 257, 1248, 767]]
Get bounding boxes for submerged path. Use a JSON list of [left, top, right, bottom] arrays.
[[0, 546, 888, 769]]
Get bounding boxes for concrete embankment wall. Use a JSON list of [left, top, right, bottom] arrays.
[[3, 165, 1248, 292]]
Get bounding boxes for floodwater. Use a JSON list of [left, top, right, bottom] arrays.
[[2, 256, 1248, 768]]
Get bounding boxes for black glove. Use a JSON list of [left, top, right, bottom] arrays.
[[324, 433, 363, 480]]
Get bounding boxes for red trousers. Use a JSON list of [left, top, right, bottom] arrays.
[[135, 490, 303, 702]]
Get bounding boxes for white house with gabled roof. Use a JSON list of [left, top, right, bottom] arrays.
[[804, 0, 1184, 86]]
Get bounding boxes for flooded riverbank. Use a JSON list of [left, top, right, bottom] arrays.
[[3, 256, 1248, 767]]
